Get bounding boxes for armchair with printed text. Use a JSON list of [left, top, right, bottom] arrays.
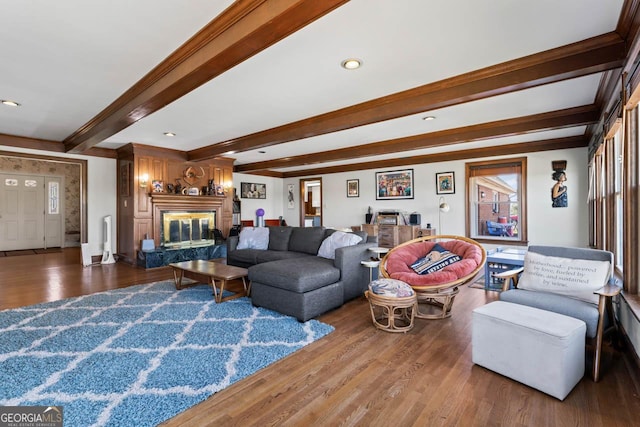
[[496, 245, 622, 381]]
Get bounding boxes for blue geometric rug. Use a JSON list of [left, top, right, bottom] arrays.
[[0, 280, 334, 426]]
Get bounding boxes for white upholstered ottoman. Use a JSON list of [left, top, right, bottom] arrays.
[[472, 301, 586, 400]]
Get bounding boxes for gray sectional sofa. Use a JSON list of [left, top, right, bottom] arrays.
[[226, 226, 377, 321]]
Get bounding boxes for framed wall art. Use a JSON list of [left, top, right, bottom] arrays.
[[241, 182, 266, 199], [436, 172, 455, 194], [287, 183, 295, 208], [347, 179, 359, 198], [375, 169, 414, 200]]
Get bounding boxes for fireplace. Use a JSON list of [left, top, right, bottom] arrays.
[[150, 193, 225, 250], [160, 210, 216, 248]]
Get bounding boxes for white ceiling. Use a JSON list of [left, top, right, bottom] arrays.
[[0, 0, 625, 173]]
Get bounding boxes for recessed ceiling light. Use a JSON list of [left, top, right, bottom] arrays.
[[1, 100, 21, 107], [422, 116, 436, 121], [341, 58, 362, 70], [163, 132, 176, 137]]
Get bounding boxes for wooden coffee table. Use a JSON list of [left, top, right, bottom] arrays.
[[169, 260, 249, 303]]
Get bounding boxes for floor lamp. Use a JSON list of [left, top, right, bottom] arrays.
[[438, 196, 450, 234]]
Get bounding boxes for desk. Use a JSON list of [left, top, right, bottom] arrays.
[[484, 249, 525, 290]]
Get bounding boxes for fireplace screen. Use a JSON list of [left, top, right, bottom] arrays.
[[161, 210, 216, 247]]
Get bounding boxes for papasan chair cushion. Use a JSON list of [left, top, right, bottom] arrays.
[[385, 239, 483, 288]]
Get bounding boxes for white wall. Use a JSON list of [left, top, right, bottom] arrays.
[[233, 173, 284, 224], [1, 146, 117, 256], [618, 297, 640, 359], [1, 146, 587, 253], [525, 149, 588, 247], [284, 147, 588, 247], [86, 156, 117, 255]]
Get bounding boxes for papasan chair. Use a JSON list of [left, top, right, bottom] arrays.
[[379, 235, 486, 319]]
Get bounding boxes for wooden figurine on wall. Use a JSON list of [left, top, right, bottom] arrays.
[[551, 160, 568, 208]]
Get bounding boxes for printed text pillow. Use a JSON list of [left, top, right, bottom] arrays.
[[410, 243, 461, 275], [518, 251, 611, 304]]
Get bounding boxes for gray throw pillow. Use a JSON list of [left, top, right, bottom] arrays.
[[267, 226, 293, 251], [289, 227, 326, 255]]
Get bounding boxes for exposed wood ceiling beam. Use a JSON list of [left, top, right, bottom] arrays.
[[0, 133, 64, 153], [235, 105, 599, 172], [190, 32, 625, 161], [63, 0, 349, 154], [0, 133, 118, 158], [279, 135, 588, 178]]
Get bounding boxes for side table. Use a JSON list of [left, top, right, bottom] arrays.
[[362, 247, 389, 283], [361, 259, 380, 282], [369, 246, 389, 260]]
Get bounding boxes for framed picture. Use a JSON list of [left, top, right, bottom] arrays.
[[152, 180, 163, 193], [287, 184, 295, 209], [436, 172, 455, 194], [241, 182, 266, 199], [187, 187, 200, 196], [347, 179, 359, 198], [376, 169, 414, 200]]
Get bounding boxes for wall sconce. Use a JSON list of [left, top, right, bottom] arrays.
[[139, 173, 149, 188], [480, 191, 485, 199]]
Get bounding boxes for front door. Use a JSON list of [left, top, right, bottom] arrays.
[[0, 173, 63, 250]]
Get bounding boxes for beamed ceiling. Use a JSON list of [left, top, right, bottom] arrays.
[[1, 0, 639, 177]]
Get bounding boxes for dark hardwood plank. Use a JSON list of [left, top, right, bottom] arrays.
[[0, 248, 172, 309], [1, 249, 639, 426]]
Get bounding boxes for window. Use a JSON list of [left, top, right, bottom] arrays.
[[613, 128, 624, 271], [589, 104, 640, 293], [48, 181, 59, 215], [466, 158, 527, 243]]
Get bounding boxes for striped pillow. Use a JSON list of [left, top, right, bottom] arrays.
[[410, 243, 461, 275]]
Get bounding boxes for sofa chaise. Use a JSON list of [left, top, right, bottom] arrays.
[[227, 226, 377, 321]]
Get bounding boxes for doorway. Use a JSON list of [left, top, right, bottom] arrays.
[[299, 177, 322, 227], [0, 173, 64, 250]]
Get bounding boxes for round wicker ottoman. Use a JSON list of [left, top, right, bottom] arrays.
[[365, 278, 417, 333]]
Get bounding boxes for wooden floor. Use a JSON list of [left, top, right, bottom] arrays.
[[2, 248, 640, 426]]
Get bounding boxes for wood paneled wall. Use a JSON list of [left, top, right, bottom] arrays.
[[116, 143, 233, 264]]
